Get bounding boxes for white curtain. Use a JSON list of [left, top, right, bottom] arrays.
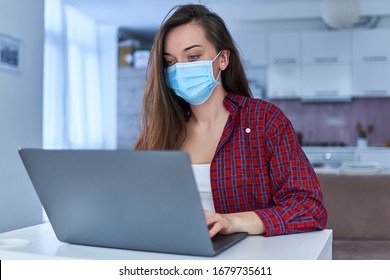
[[43, 0, 66, 149], [44, 0, 117, 149]]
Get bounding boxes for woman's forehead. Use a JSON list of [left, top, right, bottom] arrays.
[[164, 23, 211, 54]]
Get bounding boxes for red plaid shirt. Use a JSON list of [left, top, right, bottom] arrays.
[[210, 93, 328, 236]]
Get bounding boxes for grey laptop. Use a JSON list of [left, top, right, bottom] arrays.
[[18, 149, 247, 257]]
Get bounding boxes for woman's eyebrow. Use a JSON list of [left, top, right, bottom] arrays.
[[183, 44, 202, 52], [163, 44, 202, 56]]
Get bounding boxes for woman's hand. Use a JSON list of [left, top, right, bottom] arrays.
[[204, 210, 234, 237], [204, 210, 266, 238]]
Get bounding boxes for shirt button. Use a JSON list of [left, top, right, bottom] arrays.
[[245, 128, 251, 133]]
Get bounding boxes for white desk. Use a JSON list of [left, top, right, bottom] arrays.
[[0, 223, 332, 260]]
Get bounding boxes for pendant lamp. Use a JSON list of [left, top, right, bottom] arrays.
[[321, 0, 361, 29]]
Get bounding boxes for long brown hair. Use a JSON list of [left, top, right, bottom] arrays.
[[133, 4, 252, 150]]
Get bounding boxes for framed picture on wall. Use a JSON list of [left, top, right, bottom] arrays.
[[0, 33, 22, 73]]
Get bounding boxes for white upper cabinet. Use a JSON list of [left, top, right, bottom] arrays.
[[264, 29, 390, 100], [267, 65, 301, 99], [233, 31, 267, 66], [267, 32, 301, 99], [300, 31, 352, 99], [353, 63, 390, 97], [268, 32, 300, 65], [352, 29, 390, 63], [352, 29, 390, 97], [302, 31, 352, 63], [301, 64, 352, 98]]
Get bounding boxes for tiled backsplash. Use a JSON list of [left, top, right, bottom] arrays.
[[272, 98, 390, 147]]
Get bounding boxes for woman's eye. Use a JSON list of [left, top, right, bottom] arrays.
[[188, 55, 199, 61], [165, 60, 175, 67]]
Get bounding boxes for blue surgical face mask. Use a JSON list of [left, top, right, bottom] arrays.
[[166, 52, 222, 105]]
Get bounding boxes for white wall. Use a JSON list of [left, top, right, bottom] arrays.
[[0, 0, 44, 232]]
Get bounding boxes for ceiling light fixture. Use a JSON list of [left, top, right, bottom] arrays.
[[321, 0, 361, 29]]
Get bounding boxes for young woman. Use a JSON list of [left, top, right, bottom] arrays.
[[134, 4, 327, 238]]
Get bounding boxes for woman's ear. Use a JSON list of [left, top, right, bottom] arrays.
[[219, 50, 230, 71]]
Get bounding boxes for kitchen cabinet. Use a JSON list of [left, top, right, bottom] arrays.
[[302, 31, 351, 63], [353, 63, 390, 97], [352, 29, 390, 97], [267, 65, 300, 99], [232, 31, 267, 66], [352, 29, 390, 63], [301, 64, 352, 99], [266, 30, 354, 100], [267, 32, 300, 99], [268, 32, 300, 65], [245, 29, 390, 100], [300, 31, 352, 100]]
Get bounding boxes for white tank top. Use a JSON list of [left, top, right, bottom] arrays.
[[191, 164, 215, 212]]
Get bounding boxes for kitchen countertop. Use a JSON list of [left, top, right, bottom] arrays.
[[303, 146, 390, 170], [314, 167, 390, 175], [303, 146, 390, 151]]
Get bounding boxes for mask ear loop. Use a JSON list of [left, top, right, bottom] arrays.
[[212, 51, 222, 62], [213, 51, 223, 81], [215, 69, 222, 81]]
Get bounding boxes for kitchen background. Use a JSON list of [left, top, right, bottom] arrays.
[[115, 3, 390, 148]]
